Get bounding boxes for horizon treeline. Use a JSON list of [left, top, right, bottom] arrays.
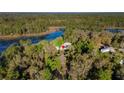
[[0, 14, 124, 35]]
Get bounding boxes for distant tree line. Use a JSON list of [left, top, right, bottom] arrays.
[[0, 14, 124, 35]]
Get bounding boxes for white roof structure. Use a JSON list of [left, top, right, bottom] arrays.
[[63, 42, 71, 46], [55, 42, 71, 51], [120, 60, 124, 65], [100, 47, 115, 53], [55, 46, 60, 50], [101, 48, 110, 53], [60, 42, 71, 50]]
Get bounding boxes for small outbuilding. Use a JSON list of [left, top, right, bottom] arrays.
[[100, 47, 110, 53], [99, 45, 115, 53], [119, 60, 124, 65]]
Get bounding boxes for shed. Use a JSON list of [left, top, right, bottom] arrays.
[[120, 60, 124, 65], [100, 47, 115, 53], [100, 48, 110, 53]]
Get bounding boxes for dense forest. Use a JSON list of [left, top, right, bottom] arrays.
[[1, 14, 124, 35], [0, 13, 124, 80]]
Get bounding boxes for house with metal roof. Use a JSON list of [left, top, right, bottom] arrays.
[[100, 45, 115, 53], [60, 42, 71, 50]]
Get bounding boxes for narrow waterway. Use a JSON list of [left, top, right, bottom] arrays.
[[0, 31, 64, 52]]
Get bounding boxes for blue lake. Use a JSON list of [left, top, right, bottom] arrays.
[[0, 31, 64, 52]]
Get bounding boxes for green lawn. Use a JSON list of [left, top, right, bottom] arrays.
[[51, 37, 64, 47]]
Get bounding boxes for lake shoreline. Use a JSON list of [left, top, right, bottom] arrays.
[[0, 30, 58, 41], [0, 30, 64, 52]]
